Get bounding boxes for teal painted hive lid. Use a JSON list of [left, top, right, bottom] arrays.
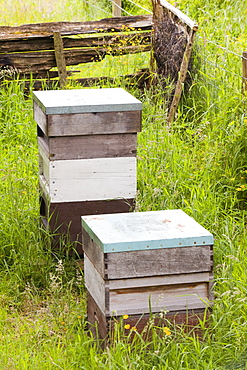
[[33, 88, 142, 115], [81, 210, 214, 253]]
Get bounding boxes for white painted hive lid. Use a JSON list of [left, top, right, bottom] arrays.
[[81, 209, 214, 253], [33, 88, 142, 115]]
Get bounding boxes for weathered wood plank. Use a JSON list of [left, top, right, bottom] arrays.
[[34, 103, 141, 136], [53, 31, 67, 88], [167, 29, 197, 126], [39, 155, 136, 202], [0, 32, 151, 53], [82, 226, 212, 279], [39, 152, 50, 183], [0, 48, 104, 73], [87, 292, 109, 341], [84, 254, 107, 314], [158, 0, 198, 30], [106, 246, 211, 279], [108, 272, 211, 290], [82, 229, 106, 278], [40, 195, 134, 255], [34, 103, 48, 136], [87, 291, 207, 340], [38, 133, 137, 160], [0, 15, 152, 39], [47, 111, 141, 136], [84, 254, 210, 316], [112, 0, 122, 17], [108, 282, 209, 315]]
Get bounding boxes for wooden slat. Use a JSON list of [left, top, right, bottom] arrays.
[[112, 0, 122, 17], [39, 155, 136, 203], [39, 152, 50, 183], [82, 229, 211, 279], [84, 254, 210, 316], [87, 292, 109, 341], [84, 254, 107, 314], [106, 246, 211, 279], [0, 15, 152, 39], [0, 48, 104, 74], [167, 29, 197, 126], [38, 133, 137, 160], [53, 31, 67, 88], [242, 51, 247, 93], [82, 229, 106, 278], [87, 291, 207, 340], [34, 102, 141, 137], [158, 0, 198, 30], [40, 194, 134, 255], [109, 282, 209, 316], [108, 272, 210, 290], [35, 110, 141, 137], [0, 32, 151, 53], [34, 103, 48, 136]]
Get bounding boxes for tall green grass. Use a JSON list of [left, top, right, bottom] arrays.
[[0, 0, 247, 368]]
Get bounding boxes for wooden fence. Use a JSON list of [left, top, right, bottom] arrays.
[[0, 0, 198, 124], [0, 15, 152, 80]]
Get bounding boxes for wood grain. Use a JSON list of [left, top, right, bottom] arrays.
[[108, 282, 209, 316], [53, 31, 67, 88], [84, 254, 107, 314], [87, 292, 109, 342], [108, 272, 211, 290], [0, 15, 152, 39], [84, 254, 210, 316], [38, 156, 136, 202], [87, 291, 207, 341], [159, 0, 198, 30], [0, 44, 150, 75], [106, 246, 211, 278], [34, 103, 48, 136], [47, 111, 141, 136], [82, 229, 106, 278], [38, 133, 137, 160], [34, 103, 141, 136], [40, 194, 134, 254], [0, 32, 151, 53]]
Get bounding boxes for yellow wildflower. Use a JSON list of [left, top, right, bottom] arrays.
[[123, 315, 129, 320], [124, 324, 130, 330], [130, 326, 137, 331], [163, 327, 171, 336]]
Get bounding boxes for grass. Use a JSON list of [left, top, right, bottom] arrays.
[[0, 0, 247, 368]]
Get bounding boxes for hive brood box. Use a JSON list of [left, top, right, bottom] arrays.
[[82, 209, 214, 339], [33, 88, 141, 254]]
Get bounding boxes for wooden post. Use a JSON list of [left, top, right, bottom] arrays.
[[167, 29, 196, 127], [112, 0, 122, 17], [53, 31, 67, 88], [242, 51, 247, 94]]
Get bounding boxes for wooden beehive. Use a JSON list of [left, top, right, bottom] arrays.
[[33, 88, 142, 254], [82, 209, 214, 339]]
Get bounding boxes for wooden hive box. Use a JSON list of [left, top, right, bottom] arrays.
[[33, 88, 142, 254], [82, 209, 214, 339]]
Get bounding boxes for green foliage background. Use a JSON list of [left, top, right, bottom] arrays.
[[0, 0, 247, 368]]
